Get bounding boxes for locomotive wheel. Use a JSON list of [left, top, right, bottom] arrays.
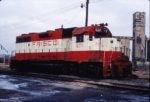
[[86, 63, 103, 78], [95, 67, 102, 78]]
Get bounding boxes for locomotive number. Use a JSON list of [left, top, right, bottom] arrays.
[[95, 28, 101, 32], [76, 43, 83, 48]]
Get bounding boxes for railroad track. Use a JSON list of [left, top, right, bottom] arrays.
[[0, 67, 149, 93], [78, 80, 149, 93]]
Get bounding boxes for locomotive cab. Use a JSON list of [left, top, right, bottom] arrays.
[[71, 25, 132, 78]]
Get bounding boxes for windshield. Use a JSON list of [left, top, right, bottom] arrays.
[[94, 29, 108, 38]]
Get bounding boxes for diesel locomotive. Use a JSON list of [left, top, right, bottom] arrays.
[[10, 24, 132, 78]]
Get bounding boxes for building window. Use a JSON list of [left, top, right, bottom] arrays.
[[126, 48, 128, 55], [76, 34, 84, 42], [120, 47, 122, 53]]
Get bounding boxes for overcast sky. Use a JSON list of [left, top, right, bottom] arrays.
[[0, 0, 149, 54]]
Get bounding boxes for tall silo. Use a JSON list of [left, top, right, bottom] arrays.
[[132, 12, 146, 66]]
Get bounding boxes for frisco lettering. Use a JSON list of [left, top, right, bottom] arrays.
[[32, 40, 57, 46]]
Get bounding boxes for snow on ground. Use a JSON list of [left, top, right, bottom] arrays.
[[0, 74, 87, 102], [0, 80, 20, 90], [0, 74, 149, 102]]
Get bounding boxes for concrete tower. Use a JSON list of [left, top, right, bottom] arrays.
[[132, 12, 146, 66]]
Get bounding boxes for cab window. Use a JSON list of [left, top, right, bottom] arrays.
[[94, 33, 100, 38], [76, 34, 84, 42], [94, 28, 108, 38], [94, 32, 107, 38], [89, 32, 93, 41]]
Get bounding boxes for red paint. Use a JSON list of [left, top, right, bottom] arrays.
[[16, 25, 112, 43], [14, 51, 124, 77], [15, 51, 121, 61]]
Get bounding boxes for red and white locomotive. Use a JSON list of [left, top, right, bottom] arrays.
[[10, 24, 132, 78]]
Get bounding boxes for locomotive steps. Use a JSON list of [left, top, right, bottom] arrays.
[[0, 63, 149, 93]]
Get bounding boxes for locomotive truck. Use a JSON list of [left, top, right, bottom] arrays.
[[10, 24, 132, 78]]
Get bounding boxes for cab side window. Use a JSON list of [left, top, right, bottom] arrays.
[[76, 34, 84, 42], [89, 32, 93, 41]]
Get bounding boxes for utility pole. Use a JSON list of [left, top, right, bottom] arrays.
[[81, 0, 90, 27], [85, 0, 89, 27], [149, 0, 150, 39], [148, 0, 150, 68]]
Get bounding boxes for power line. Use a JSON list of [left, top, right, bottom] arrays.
[[63, 6, 84, 26], [0, 1, 82, 32], [90, 0, 104, 4]]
